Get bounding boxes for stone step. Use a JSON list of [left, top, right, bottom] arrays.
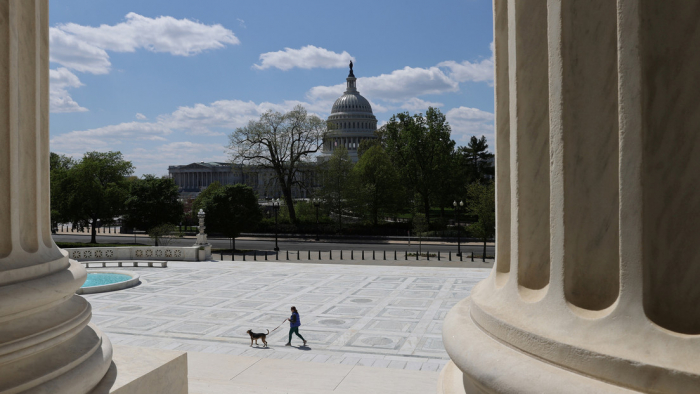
[[187, 351, 439, 394]]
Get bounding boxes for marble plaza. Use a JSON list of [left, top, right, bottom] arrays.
[[83, 261, 489, 371]]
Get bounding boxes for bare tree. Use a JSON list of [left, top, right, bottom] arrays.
[[228, 105, 327, 223]]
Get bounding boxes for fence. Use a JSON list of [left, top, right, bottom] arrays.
[[214, 249, 493, 263]]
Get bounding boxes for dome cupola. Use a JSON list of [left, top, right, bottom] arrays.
[[322, 62, 378, 163]]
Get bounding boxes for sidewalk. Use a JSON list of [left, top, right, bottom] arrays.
[[187, 351, 439, 394]]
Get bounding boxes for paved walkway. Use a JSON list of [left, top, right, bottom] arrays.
[[186, 351, 443, 394], [84, 261, 489, 376]]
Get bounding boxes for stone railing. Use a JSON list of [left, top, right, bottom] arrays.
[[64, 245, 211, 262]]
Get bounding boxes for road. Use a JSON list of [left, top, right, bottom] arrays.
[[52, 233, 494, 255]]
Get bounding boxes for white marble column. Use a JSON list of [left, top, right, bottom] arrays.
[[440, 1, 700, 393], [508, 0, 550, 292], [0, 1, 112, 392], [493, 0, 510, 280]]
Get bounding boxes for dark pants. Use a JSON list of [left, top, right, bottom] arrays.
[[289, 327, 305, 343]]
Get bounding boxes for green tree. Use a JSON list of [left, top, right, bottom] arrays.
[[413, 213, 428, 254], [147, 223, 177, 246], [384, 107, 455, 223], [63, 151, 134, 243], [124, 175, 183, 246], [458, 135, 494, 184], [357, 126, 387, 158], [192, 181, 223, 220], [228, 105, 326, 223], [433, 151, 462, 221], [352, 145, 403, 225], [467, 182, 495, 262], [201, 184, 262, 251], [50, 152, 75, 229], [318, 147, 354, 231]]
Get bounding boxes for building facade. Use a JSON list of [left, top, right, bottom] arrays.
[[168, 162, 241, 191], [168, 162, 314, 199]]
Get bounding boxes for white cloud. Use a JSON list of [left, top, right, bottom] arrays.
[[49, 28, 111, 74], [48, 13, 239, 113], [305, 44, 494, 110], [400, 98, 444, 111], [438, 42, 494, 83], [157, 98, 336, 135], [49, 13, 239, 75], [237, 18, 247, 29], [445, 106, 495, 145], [128, 141, 228, 176], [159, 100, 263, 135], [50, 68, 88, 113], [50, 121, 172, 154], [58, 13, 239, 57], [307, 65, 458, 102], [51, 98, 320, 156], [135, 113, 147, 120], [51, 67, 83, 89], [254, 45, 354, 71]]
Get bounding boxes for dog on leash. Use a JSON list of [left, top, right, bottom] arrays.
[[246, 329, 269, 347]]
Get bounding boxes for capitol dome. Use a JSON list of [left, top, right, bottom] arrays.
[[331, 92, 373, 113], [322, 62, 378, 163]]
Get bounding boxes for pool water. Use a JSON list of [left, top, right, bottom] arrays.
[[82, 273, 132, 288]]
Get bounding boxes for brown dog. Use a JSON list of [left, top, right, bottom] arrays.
[[246, 329, 269, 347]]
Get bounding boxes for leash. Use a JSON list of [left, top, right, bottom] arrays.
[[269, 321, 285, 333]]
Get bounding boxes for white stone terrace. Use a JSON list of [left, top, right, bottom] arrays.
[[83, 261, 488, 391]]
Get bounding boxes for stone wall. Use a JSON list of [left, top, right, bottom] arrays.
[[65, 246, 210, 261]]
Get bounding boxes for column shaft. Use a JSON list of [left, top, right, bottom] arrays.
[[639, 0, 700, 334], [508, 0, 550, 292], [548, 0, 620, 310], [494, 0, 510, 279]]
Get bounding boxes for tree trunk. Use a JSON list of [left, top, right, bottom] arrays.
[[90, 218, 97, 244], [282, 187, 297, 223], [424, 198, 431, 225], [338, 201, 342, 232]]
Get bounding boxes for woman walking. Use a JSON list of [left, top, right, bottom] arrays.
[[285, 306, 307, 346]]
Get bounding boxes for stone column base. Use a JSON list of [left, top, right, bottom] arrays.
[[440, 298, 638, 394]]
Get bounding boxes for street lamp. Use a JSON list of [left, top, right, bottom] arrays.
[[313, 198, 321, 241], [453, 200, 464, 256], [272, 199, 280, 251]]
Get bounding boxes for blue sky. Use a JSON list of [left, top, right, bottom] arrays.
[[49, 0, 495, 176]]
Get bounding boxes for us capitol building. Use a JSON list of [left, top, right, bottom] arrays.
[[320, 61, 378, 162], [168, 63, 377, 198]]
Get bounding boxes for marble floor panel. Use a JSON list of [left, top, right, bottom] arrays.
[[83, 261, 489, 370]]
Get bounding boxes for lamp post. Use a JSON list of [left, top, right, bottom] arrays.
[[453, 200, 464, 256], [313, 198, 321, 241], [273, 199, 280, 251]]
